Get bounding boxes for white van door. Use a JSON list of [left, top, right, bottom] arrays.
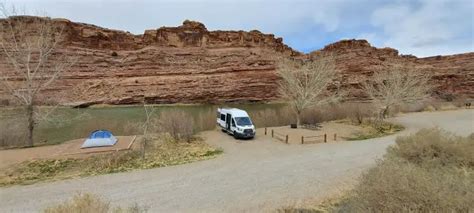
[[230, 118, 237, 133], [226, 113, 232, 131]]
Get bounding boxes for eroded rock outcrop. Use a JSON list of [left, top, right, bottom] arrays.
[[310, 39, 474, 101], [0, 17, 472, 106]]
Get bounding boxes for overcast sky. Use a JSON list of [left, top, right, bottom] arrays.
[[9, 0, 474, 57]]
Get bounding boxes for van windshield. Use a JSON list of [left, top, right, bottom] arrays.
[[235, 117, 252, 126]]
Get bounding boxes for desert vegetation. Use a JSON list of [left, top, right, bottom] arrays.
[[156, 110, 195, 142], [250, 102, 404, 140], [275, 56, 433, 135], [343, 120, 404, 141], [295, 128, 474, 212], [3, 99, 461, 149], [0, 135, 222, 186], [0, 104, 220, 148], [0, 104, 223, 186], [43, 193, 146, 213]]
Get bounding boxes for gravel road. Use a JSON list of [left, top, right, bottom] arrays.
[[1, 110, 473, 212]]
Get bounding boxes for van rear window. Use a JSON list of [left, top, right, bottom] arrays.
[[220, 114, 225, 121]]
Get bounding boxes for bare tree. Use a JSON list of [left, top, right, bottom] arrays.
[[362, 64, 433, 119], [0, 5, 77, 147], [277, 54, 343, 127], [140, 100, 155, 160]]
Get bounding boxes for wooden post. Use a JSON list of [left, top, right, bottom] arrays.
[[271, 129, 274, 138], [334, 133, 337, 141], [265, 127, 267, 135], [301, 136, 304, 144], [286, 135, 289, 144], [324, 134, 327, 143]]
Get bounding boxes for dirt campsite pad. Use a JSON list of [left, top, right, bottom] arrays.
[[0, 136, 137, 169], [265, 121, 365, 144], [61, 136, 137, 155]]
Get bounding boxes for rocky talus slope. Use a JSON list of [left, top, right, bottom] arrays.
[[0, 17, 472, 106]]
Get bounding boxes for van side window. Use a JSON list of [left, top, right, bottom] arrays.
[[231, 119, 236, 127], [220, 114, 225, 121]]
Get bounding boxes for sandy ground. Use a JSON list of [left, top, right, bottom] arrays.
[[0, 110, 473, 212], [0, 136, 136, 169]]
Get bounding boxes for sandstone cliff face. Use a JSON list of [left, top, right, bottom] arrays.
[[310, 39, 474, 101], [0, 17, 472, 106]]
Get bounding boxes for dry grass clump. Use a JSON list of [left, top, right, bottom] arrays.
[[347, 128, 400, 141], [43, 193, 145, 213], [346, 103, 372, 125], [334, 129, 474, 212], [86, 136, 222, 175], [343, 119, 404, 141], [338, 159, 473, 212], [250, 102, 374, 128], [398, 100, 466, 114], [0, 137, 222, 186], [156, 110, 195, 142], [387, 128, 474, 168], [44, 193, 111, 213], [250, 107, 294, 127], [194, 108, 218, 132], [300, 103, 373, 126]]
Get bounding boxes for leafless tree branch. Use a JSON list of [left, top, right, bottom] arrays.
[[0, 3, 77, 146], [362, 63, 433, 119], [277, 54, 344, 126]]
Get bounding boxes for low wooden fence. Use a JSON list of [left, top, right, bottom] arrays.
[[264, 127, 337, 145], [272, 129, 289, 144], [301, 134, 326, 144], [301, 133, 337, 144], [265, 128, 289, 144]]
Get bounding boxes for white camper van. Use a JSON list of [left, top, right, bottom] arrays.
[[216, 108, 255, 139]]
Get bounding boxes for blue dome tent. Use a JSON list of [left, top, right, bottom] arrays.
[[81, 130, 118, 148]]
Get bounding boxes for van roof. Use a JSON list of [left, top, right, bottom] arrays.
[[218, 108, 249, 117]]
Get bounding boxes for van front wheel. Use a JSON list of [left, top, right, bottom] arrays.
[[233, 131, 238, 139]]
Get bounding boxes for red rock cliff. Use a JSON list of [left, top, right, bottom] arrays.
[[0, 17, 472, 106], [310, 39, 474, 101]]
